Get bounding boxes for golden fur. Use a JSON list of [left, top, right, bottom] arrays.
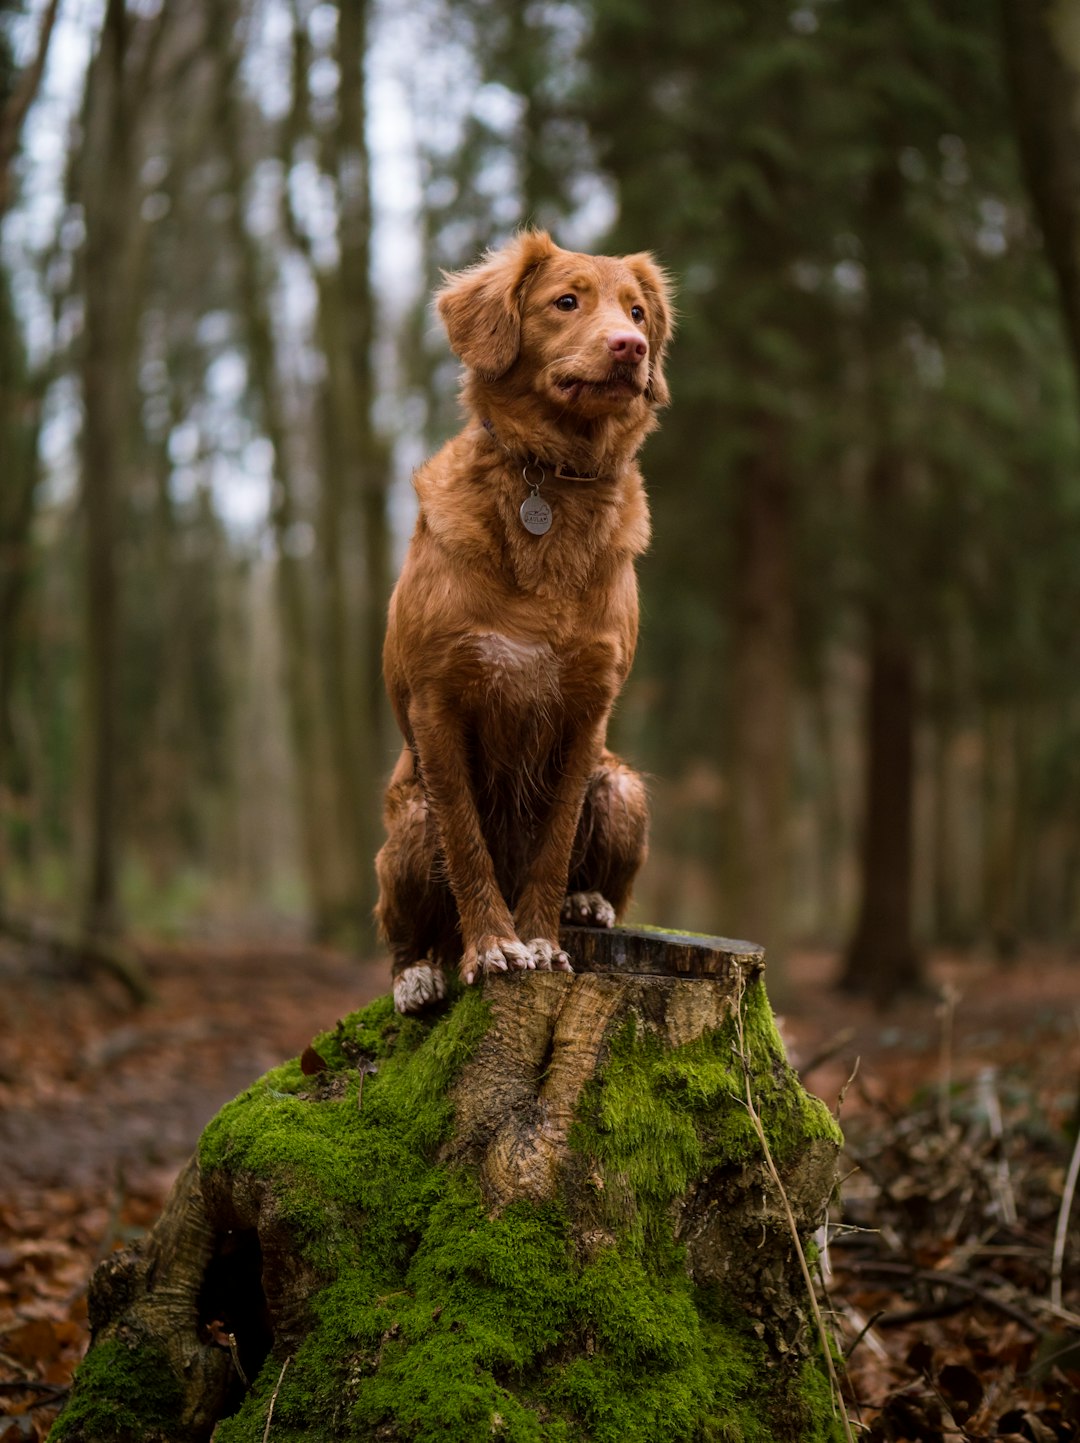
[[376, 229, 673, 1012]]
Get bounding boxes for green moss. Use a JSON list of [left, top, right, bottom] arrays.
[[48, 1338, 183, 1443], [571, 978, 841, 1246], [68, 977, 842, 1443]]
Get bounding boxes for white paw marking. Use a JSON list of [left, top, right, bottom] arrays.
[[393, 963, 446, 1014], [561, 891, 616, 928], [609, 768, 641, 805], [524, 938, 574, 973]]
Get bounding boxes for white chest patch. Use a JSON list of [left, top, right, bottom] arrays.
[[470, 631, 559, 708], [474, 632, 552, 671]]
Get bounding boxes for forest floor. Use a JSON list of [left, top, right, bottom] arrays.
[[1, 933, 1079, 1441]]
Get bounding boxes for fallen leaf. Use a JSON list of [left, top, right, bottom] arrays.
[[300, 1046, 328, 1076]]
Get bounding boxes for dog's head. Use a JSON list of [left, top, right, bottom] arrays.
[[436, 230, 674, 421]]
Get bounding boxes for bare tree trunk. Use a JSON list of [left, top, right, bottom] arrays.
[[1002, 11, 1080, 946], [983, 705, 1022, 958], [0, 0, 61, 219], [931, 715, 955, 943], [842, 623, 920, 995], [1003, 0, 1080, 388], [76, 0, 157, 948], [808, 645, 858, 943], [0, 0, 58, 872], [51, 928, 843, 1443], [841, 450, 923, 1000], [215, 26, 347, 940], [313, 367, 372, 939], [727, 420, 794, 993], [0, 290, 41, 907], [280, 1, 389, 942], [330, 0, 390, 936]]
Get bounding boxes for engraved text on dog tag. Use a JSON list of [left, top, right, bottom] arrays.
[[520, 493, 552, 535]]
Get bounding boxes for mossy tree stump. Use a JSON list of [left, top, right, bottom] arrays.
[[50, 928, 844, 1443]]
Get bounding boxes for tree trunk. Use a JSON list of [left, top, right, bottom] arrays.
[[321, 0, 391, 942], [841, 626, 922, 998], [335, 0, 392, 783], [51, 927, 844, 1443], [215, 27, 348, 941], [840, 449, 924, 1001], [1003, 0, 1080, 390], [727, 421, 795, 993], [982, 705, 1023, 959], [841, 613, 922, 999], [0, 284, 41, 907], [77, 0, 147, 946], [0, 0, 61, 219]]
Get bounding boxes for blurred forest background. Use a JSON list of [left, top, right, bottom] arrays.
[[2, 0, 1080, 1007]]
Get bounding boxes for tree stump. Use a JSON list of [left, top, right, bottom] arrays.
[[49, 927, 844, 1443]]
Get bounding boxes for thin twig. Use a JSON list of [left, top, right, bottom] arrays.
[[841, 1306, 888, 1362], [1039, 1298, 1080, 1329], [1051, 1119, 1080, 1310], [835, 1055, 860, 1120], [975, 1066, 1017, 1226], [262, 1355, 290, 1443], [936, 981, 960, 1134], [844, 1259, 1039, 1331], [732, 976, 857, 1443]]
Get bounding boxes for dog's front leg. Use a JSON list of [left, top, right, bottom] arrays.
[[408, 699, 533, 985], [514, 718, 608, 972]]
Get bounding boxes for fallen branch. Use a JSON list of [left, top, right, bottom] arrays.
[[0, 1380, 69, 1396], [842, 1259, 1041, 1332], [0, 908, 153, 1005]]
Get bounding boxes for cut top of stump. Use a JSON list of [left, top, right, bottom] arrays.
[[560, 923, 765, 980]]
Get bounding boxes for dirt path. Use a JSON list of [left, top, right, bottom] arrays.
[[0, 941, 387, 1192]]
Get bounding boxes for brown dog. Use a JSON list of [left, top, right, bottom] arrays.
[[376, 229, 673, 1013]]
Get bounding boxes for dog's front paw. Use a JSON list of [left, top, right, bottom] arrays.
[[561, 891, 616, 928], [524, 937, 574, 973], [461, 935, 534, 985], [393, 963, 447, 1014]]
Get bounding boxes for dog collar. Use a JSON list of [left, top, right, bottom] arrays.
[[480, 418, 602, 484]]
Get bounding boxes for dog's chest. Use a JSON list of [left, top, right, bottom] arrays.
[[455, 623, 616, 757], [463, 631, 560, 717], [506, 515, 609, 598]]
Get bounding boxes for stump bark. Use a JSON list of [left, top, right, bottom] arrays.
[[50, 927, 844, 1443]]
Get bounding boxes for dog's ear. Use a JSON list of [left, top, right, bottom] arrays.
[[625, 253, 675, 408], [437, 230, 557, 381]]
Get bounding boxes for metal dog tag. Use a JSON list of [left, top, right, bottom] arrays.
[[520, 494, 552, 536]]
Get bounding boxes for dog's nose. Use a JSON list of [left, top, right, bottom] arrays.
[[607, 330, 648, 362]]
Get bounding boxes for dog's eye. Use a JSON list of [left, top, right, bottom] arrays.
[[554, 294, 578, 312], [631, 304, 645, 324]]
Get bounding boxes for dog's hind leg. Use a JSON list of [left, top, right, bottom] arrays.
[[376, 747, 458, 1013], [564, 751, 648, 927]]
